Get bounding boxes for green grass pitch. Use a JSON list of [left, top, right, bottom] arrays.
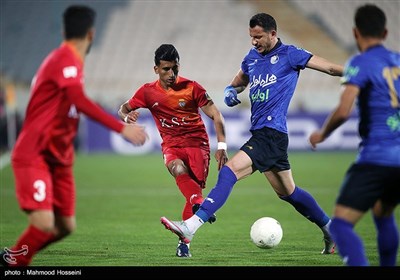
[[1, 151, 399, 267]]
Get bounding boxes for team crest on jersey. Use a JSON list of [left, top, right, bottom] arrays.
[[178, 99, 186, 108], [270, 55, 279, 64]]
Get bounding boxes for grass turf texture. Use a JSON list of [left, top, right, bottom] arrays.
[[1, 151, 399, 267]]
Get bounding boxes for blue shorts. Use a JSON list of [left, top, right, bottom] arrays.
[[240, 126, 290, 173], [336, 163, 400, 212]]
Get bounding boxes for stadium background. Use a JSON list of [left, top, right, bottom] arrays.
[[1, 0, 399, 153]]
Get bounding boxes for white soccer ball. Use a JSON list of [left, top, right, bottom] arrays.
[[250, 217, 283, 249]]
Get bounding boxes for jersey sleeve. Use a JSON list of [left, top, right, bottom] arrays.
[[192, 81, 211, 108], [340, 55, 368, 88], [128, 85, 147, 110], [287, 45, 313, 70], [241, 48, 254, 76], [66, 85, 124, 133], [55, 52, 84, 89]]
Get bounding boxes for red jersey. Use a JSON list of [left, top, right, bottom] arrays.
[[12, 43, 124, 166], [128, 77, 211, 150]]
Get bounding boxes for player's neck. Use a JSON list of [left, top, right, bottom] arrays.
[[359, 37, 384, 52], [64, 39, 89, 62]]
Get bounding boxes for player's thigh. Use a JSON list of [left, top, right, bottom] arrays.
[[52, 165, 75, 217], [241, 127, 289, 173], [375, 166, 400, 216], [336, 164, 386, 212], [12, 160, 54, 211], [163, 147, 188, 175], [186, 147, 210, 187], [163, 147, 186, 165]]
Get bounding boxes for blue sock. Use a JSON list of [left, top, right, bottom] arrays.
[[279, 186, 330, 227], [196, 166, 237, 222], [330, 217, 368, 266], [373, 214, 399, 266]]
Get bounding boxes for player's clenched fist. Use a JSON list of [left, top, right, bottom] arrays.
[[124, 110, 140, 123], [224, 85, 241, 107]]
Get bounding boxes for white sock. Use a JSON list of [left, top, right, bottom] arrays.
[[185, 214, 205, 234]]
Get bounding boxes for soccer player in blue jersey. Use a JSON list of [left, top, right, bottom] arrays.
[[161, 12, 343, 254], [309, 4, 400, 266]]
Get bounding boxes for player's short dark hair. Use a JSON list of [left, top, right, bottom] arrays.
[[355, 4, 386, 38], [63, 5, 96, 39], [249, 13, 277, 32], [154, 44, 180, 66]]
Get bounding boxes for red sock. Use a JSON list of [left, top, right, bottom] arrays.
[[176, 174, 203, 219], [9, 225, 55, 266]]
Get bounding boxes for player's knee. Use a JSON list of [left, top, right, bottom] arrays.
[[169, 160, 188, 177]]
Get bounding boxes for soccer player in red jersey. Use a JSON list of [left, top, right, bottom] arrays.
[[118, 44, 228, 257], [0, 5, 148, 267]]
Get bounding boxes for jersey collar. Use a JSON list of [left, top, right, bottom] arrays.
[[62, 41, 84, 64]]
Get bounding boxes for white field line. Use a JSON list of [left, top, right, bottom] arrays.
[[0, 151, 11, 170]]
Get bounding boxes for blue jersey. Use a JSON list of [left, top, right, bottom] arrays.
[[341, 45, 400, 166], [241, 39, 312, 133]]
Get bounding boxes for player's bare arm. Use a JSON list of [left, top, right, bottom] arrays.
[[230, 69, 249, 93], [201, 101, 228, 170], [306, 55, 344, 76], [309, 84, 359, 149], [118, 101, 139, 123]]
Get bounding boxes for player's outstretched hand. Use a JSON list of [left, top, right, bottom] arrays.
[[224, 85, 241, 107], [309, 131, 325, 150], [121, 124, 149, 146]]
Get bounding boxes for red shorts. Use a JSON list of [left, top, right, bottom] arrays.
[[163, 147, 210, 188], [12, 157, 75, 216]]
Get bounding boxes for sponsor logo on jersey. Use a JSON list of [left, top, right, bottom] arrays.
[[249, 74, 277, 90], [159, 116, 190, 128], [63, 66, 78, 78]]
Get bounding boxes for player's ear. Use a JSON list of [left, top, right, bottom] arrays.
[[88, 28, 95, 42], [382, 28, 388, 40], [154, 65, 159, 74], [353, 27, 359, 39]]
